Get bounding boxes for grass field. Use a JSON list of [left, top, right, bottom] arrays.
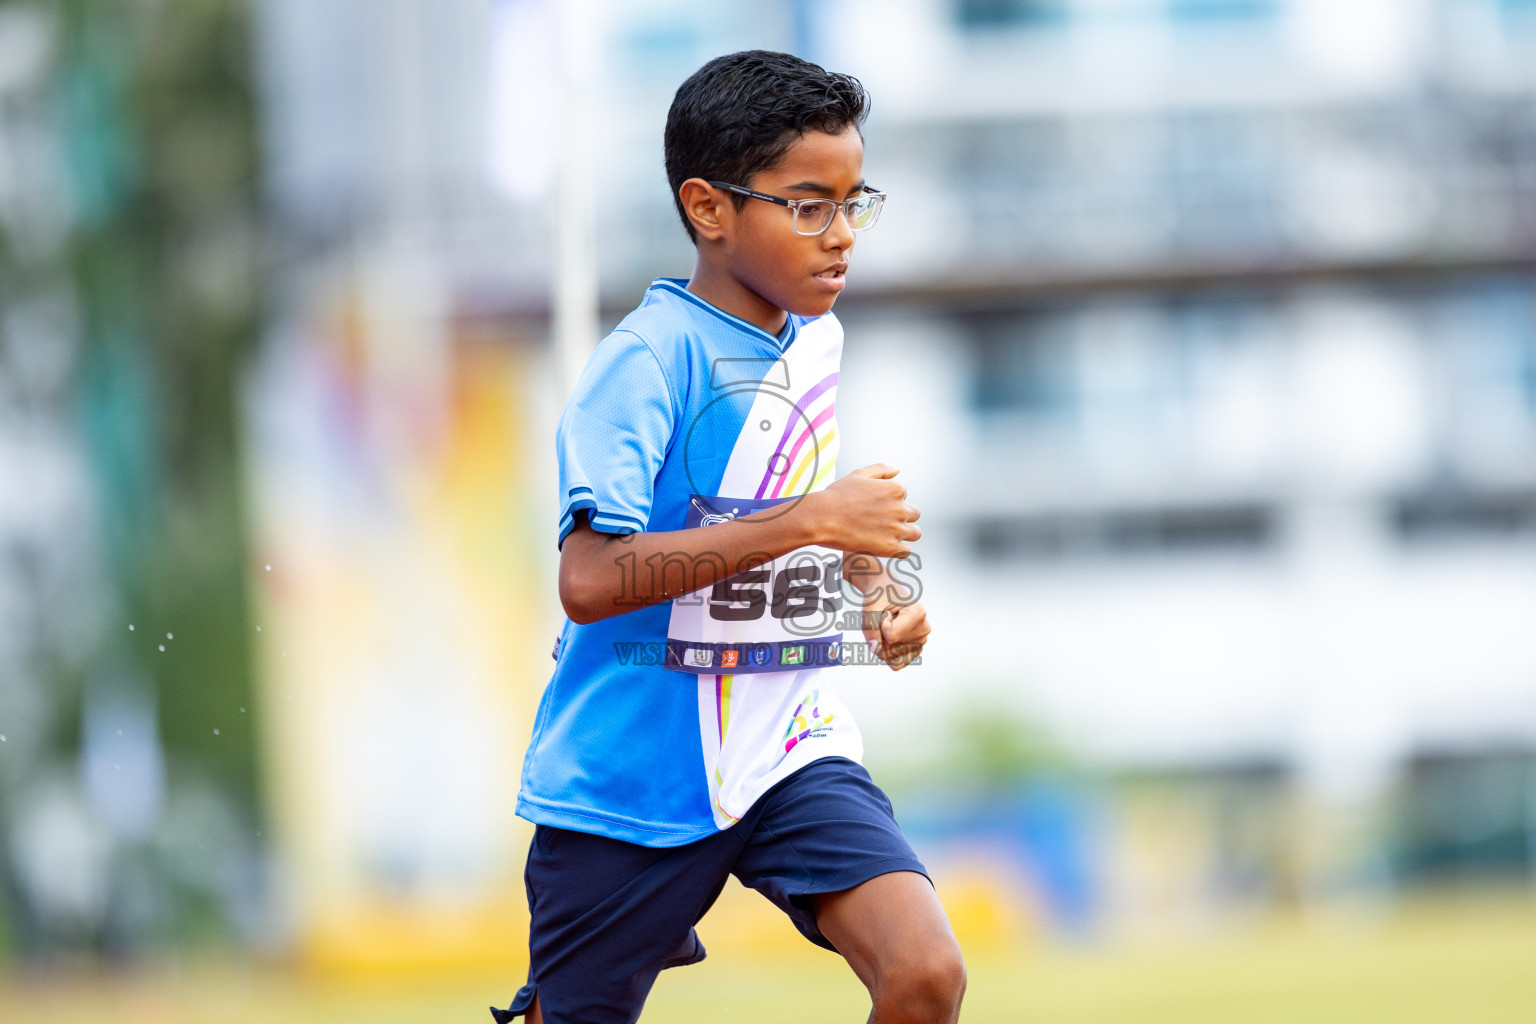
[[4, 889, 1533, 1023]]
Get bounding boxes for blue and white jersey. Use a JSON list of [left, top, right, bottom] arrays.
[[517, 277, 862, 847]]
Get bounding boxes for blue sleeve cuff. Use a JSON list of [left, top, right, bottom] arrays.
[[557, 491, 647, 549]]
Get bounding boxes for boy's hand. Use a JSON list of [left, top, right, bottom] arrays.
[[862, 595, 929, 671], [811, 464, 922, 557]]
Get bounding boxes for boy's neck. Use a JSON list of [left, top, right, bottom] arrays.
[[685, 258, 789, 338]]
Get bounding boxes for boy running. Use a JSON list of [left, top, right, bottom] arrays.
[[493, 50, 964, 1024]]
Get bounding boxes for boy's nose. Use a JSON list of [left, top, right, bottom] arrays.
[[823, 207, 855, 249]]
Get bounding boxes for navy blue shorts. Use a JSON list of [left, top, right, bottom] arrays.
[[489, 757, 927, 1024]]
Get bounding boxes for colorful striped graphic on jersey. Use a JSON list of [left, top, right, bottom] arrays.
[[773, 418, 838, 498], [712, 673, 741, 823], [754, 372, 838, 499]]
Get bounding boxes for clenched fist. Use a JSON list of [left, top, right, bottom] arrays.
[[862, 596, 930, 671], [809, 464, 922, 558]]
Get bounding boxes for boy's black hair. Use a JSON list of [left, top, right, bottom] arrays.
[[664, 50, 870, 242]]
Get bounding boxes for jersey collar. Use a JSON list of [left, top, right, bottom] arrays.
[[651, 278, 798, 351]]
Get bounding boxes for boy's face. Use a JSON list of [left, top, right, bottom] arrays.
[[720, 128, 865, 321]]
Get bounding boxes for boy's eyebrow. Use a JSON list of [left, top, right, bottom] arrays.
[[780, 179, 869, 197]]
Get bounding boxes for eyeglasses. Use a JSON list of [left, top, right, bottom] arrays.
[[707, 181, 887, 236]]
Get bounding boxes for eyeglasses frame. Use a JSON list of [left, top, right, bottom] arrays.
[[705, 181, 887, 236]]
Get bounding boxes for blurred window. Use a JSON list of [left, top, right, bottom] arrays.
[[1162, 113, 1283, 251], [954, 0, 1071, 31], [1502, 0, 1536, 28], [1393, 489, 1536, 542], [1438, 277, 1536, 449], [967, 294, 1281, 449], [972, 504, 1276, 561], [1392, 276, 1536, 543], [949, 121, 1075, 258], [969, 310, 1078, 422], [616, 19, 705, 81], [1395, 750, 1536, 879], [1166, 0, 1279, 25]]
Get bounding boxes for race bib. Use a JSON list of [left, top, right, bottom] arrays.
[[665, 493, 844, 674]]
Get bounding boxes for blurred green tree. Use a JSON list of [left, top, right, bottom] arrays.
[[0, 0, 263, 956], [63, 0, 261, 816]]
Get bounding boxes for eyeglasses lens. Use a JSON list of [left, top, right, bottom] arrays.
[[848, 194, 882, 230], [792, 195, 884, 235], [793, 201, 837, 235]]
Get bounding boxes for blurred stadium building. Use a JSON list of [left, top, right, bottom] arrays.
[[249, 0, 1536, 953]]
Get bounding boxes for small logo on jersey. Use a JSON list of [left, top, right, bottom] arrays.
[[748, 645, 772, 667], [720, 649, 739, 668], [783, 688, 835, 753], [683, 647, 714, 668], [781, 645, 805, 666], [690, 496, 739, 527], [826, 641, 840, 662]]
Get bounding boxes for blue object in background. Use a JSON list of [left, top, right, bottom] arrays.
[[899, 778, 1102, 938]]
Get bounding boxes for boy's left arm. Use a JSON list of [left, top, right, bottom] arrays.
[[843, 552, 929, 671]]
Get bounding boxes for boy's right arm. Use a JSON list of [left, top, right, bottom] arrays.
[[559, 463, 922, 625]]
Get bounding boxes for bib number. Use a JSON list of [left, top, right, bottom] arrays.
[[666, 494, 844, 674]]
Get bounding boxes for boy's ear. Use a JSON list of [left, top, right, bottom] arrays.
[[679, 178, 728, 241]]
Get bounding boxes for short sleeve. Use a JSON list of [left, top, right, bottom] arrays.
[[555, 329, 678, 549]]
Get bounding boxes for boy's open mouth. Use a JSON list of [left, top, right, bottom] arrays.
[[814, 262, 848, 282]]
